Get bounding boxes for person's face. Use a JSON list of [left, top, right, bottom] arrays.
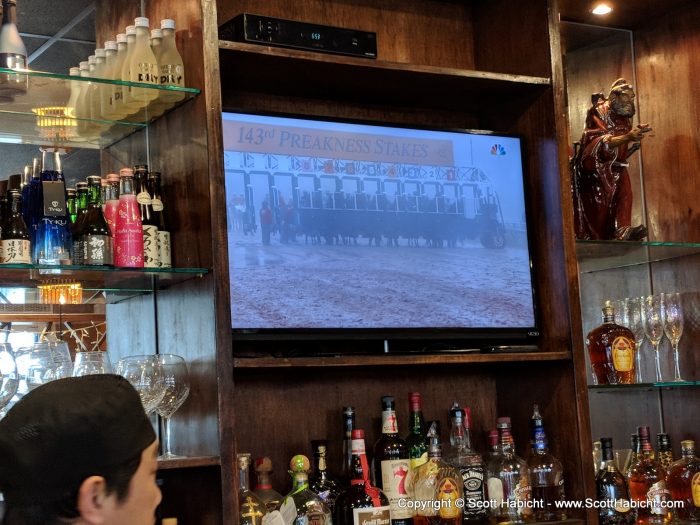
[[610, 88, 636, 117], [105, 441, 162, 525]]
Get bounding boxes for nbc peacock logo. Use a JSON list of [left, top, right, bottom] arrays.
[[490, 144, 506, 156]]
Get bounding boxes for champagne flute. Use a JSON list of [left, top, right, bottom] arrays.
[[155, 354, 190, 459], [623, 297, 645, 383], [661, 292, 684, 382], [642, 295, 664, 382]]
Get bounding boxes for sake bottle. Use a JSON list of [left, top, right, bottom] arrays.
[[124, 17, 159, 114], [119, 25, 138, 114], [0, 0, 28, 101], [99, 41, 118, 120], [89, 49, 106, 123], [159, 19, 185, 104], [108, 30, 131, 120], [114, 167, 143, 267]]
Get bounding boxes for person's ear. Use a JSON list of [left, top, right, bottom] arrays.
[[76, 475, 114, 524]]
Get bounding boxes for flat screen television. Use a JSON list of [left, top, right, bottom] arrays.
[[222, 112, 538, 346]]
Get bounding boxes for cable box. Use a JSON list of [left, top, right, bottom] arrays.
[[219, 13, 377, 59]]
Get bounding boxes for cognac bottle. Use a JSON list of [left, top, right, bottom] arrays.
[[667, 440, 700, 522], [596, 437, 635, 525], [627, 426, 670, 524], [586, 301, 636, 384]]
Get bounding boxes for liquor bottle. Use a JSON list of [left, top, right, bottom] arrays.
[[33, 149, 72, 265], [667, 440, 700, 522], [596, 437, 635, 525], [0, 189, 30, 263], [284, 454, 332, 525], [125, 17, 159, 112], [411, 422, 463, 525], [310, 439, 342, 512], [80, 175, 113, 266], [253, 456, 283, 512], [445, 404, 487, 523], [66, 188, 77, 224], [237, 453, 268, 525], [628, 426, 671, 524], [0, 0, 28, 101], [341, 406, 356, 484], [485, 429, 501, 465], [629, 433, 641, 476], [98, 41, 118, 119], [114, 167, 144, 267], [373, 395, 413, 525], [134, 164, 159, 267], [406, 392, 427, 470], [158, 19, 186, 103], [74, 60, 96, 139], [148, 171, 171, 267], [103, 173, 120, 235], [106, 31, 130, 120], [527, 405, 566, 521], [586, 300, 636, 385], [71, 181, 89, 264], [656, 434, 673, 470], [486, 417, 533, 524], [89, 48, 107, 122], [21, 158, 38, 232], [335, 429, 391, 525]]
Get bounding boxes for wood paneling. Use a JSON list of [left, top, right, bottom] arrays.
[[634, 2, 700, 242], [558, 0, 695, 31], [217, 0, 475, 70], [157, 465, 223, 525]]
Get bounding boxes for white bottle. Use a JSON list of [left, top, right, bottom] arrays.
[[124, 17, 159, 113], [159, 19, 185, 104], [100, 40, 118, 120], [89, 48, 106, 122], [107, 32, 130, 120], [75, 60, 98, 139], [119, 25, 138, 114], [65, 66, 86, 142], [148, 28, 168, 117]]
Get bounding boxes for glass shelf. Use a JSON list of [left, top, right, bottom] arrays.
[[588, 380, 700, 392], [0, 265, 208, 304], [576, 240, 700, 273], [0, 68, 200, 149]]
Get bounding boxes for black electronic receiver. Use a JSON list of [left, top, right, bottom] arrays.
[[219, 13, 377, 59]]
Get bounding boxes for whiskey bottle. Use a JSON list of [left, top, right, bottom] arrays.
[[284, 455, 332, 525], [253, 456, 283, 512], [656, 434, 673, 470], [586, 301, 636, 384], [628, 426, 671, 524], [527, 405, 566, 521], [445, 403, 487, 523], [629, 433, 641, 477], [310, 440, 342, 512], [405, 392, 428, 470], [596, 437, 635, 525], [340, 406, 356, 484], [334, 429, 391, 525], [238, 453, 268, 525], [667, 440, 700, 522], [485, 429, 501, 465], [374, 395, 413, 525], [411, 422, 463, 525], [486, 417, 533, 524]]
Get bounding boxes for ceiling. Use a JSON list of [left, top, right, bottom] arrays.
[[558, 0, 695, 30]]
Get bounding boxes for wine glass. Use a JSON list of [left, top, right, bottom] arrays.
[[155, 354, 191, 459], [14, 342, 59, 395], [48, 340, 74, 379], [0, 343, 18, 418], [642, 295, 665, 382], [116, 355, 166, 414], [73, 351, 112, 376], [623, 297, 645, 383], [661, 292, 684, 382]]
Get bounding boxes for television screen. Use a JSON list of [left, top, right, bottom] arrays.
[[223, 112, 537, 337]]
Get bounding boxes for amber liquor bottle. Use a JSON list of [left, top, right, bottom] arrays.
[[586, 301, 636, 384], [335, 429, 391, 525], [596, 437, 635, 525], [656, 434, 673, 470], [628, 426, 671, 524], [667, 440, 700, 522], [373, 395, 413, 525]]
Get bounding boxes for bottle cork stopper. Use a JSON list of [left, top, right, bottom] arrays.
[[254, 456, 273, 473], [290, 454, 310, 473]]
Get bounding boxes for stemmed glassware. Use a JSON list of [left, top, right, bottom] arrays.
[[116, 355, 166, 414], [0, 343, 18, 418], [642, 295, 665, 382], [14, 342, 59, 395], [73, 351, 112, 376], [661, 292, 684, 382], [623, 297, 645, 383], [155, 354, 190, 459]]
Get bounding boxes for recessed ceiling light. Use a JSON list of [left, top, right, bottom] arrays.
[[592, 3, 613, 15]]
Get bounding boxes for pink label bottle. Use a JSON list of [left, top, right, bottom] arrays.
[[103, 172, 120, 235], [114, 167, 144, 267]]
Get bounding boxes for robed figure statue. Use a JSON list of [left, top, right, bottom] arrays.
[[571, 78, 651, 240]]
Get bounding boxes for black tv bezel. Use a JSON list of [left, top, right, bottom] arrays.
[[222, 109, 540, 347]]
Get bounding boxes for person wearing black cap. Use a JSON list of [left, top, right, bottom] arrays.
[[0, 374, 162, 525]]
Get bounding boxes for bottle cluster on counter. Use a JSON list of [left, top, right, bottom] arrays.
[[236, 393, 568, 525], [594, 426, 700, 524], [0, 148, 171, 267]]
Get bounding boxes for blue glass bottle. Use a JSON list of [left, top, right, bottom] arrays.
[[32, 149, 72, 264], [21, 157, 39, 246]]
